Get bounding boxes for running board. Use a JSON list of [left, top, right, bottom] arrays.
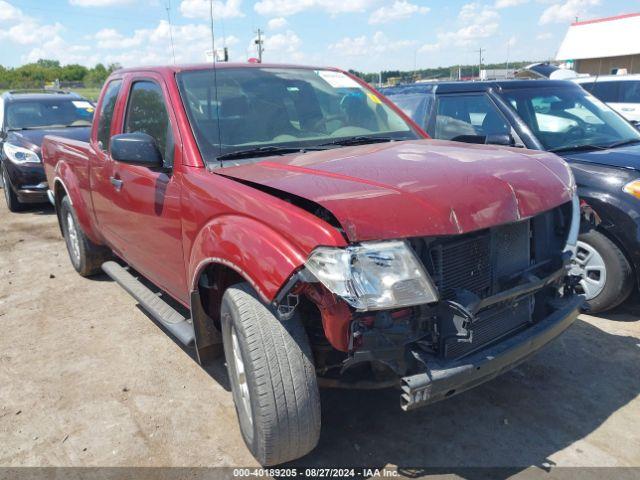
[[102, 261, 195, 347]]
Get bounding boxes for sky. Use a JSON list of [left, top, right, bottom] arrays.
[[0, 0, 638, 72]]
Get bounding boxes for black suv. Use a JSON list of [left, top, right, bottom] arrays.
[[0, 90, 94, 211], [382, 80, 640, 313]]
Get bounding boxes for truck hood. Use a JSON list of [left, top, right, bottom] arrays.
[[217, 140, 575, 242], [562, 143, 640, 171]]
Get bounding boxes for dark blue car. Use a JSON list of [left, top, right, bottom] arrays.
[[382, 80, 640, 313]]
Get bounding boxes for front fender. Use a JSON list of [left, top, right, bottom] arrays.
[[189, 215, 308, 303]]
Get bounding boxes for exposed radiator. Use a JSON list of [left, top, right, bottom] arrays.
[[423, 219, 534, 359]]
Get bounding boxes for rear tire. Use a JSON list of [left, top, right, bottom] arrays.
[[573, 230, 634, 313], [220, 283, 321, 466], [59, 196, 110, 277], [2, 164, 23, 213]]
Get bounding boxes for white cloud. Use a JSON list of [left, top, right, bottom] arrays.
[[369, 1, 430, 25], [179, 0, 244, 19], [494, 0, 528, 8], [0, 2, 66, 47], [417, 3, 500, 53], [16, 17, 239, 67], [536, 32, 553, 40], [267, 17, 288, 29], [330, 31, 416, 57], [69, 0, 133, 6], [0, 0, 22, 21], [254, 0, 375, 17], [249, 29, 303, 62], [539, 0, 600, 25]]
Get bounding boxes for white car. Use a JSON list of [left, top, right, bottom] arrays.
[[574, 75, 640, 124]]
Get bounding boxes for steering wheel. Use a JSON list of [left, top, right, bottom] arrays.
[[564, 125, 585, 142]]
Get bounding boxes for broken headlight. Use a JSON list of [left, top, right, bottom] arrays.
[[305, 240, 439, 311]]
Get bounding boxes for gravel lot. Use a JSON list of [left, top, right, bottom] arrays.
[[0, 201, 639, 473]]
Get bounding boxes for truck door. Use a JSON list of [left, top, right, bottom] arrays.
[[100, 76, 187, 302]]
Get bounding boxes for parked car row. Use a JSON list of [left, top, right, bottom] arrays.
[[382, 79, 640, 313], [0, 64, 601, 466], [574, 74, 640, 124], [0, 90, 95, 211]]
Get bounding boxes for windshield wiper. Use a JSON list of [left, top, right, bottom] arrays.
[[318, 136, 395, 147], [217, 146, 309, 161], [549, 144, 607, 153], [602, 138, 640, 149]]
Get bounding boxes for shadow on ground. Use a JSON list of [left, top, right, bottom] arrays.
[[286, 315, 639, 476]]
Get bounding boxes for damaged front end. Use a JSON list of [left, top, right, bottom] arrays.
[[275, 197, 583, 410]]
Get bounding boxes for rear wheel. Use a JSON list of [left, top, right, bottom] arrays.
[[220, 283, 321, 465], [59, 196, 110, 277], [2, 165, 23, 213], [572, 230, 634, 313]]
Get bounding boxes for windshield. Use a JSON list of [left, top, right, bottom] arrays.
[[499, 87, 640, 152], [6, 99, 94, 130], [177, 67, 418, 161]]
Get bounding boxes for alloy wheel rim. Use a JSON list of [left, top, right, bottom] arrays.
[[230, 326, 253, 428], [571, 240, 607, 300], [66, 212, 81, 265]]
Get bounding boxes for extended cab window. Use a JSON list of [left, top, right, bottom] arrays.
[[434, 94, 509, 142], [97, 80, 122, 151], [124, 81, 172, 164]]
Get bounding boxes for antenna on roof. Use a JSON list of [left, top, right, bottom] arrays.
[[209, 0, 223, 162], [165, 0, 177, 64]]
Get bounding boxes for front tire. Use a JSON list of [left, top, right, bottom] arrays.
[[59, 196, 110, 277], [221, 283, 321, 466], [2, 164, 23, 213], [573, 230, 634, 313]]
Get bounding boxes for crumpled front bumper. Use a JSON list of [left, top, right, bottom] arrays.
[[400, 294, 583, 411]]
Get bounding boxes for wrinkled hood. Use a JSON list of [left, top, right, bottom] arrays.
[[562, 143, 640, 171], [7, 127, 91, 155], [217, 140, 575, 242]]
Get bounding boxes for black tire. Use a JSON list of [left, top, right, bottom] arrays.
[[59, 196, 110, 277], [220, 283, 321, 466], [2, 164, 23, 213], [576, 230, 634, 313]]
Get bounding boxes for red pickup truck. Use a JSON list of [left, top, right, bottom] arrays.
[[42, 63, 583, 465]]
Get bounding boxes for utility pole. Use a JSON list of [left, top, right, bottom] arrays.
[[477, 47, 484, 80], [255, 29, 264, 63]]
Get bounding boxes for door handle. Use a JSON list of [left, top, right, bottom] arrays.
[[110, 176, 123, 191]]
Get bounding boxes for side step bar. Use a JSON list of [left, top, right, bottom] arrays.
[[102, 261, 195, 347]]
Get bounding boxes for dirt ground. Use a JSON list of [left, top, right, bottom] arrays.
[[0, 201, 639, 475]]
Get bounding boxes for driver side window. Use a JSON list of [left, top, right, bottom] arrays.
[[434, 94, 510, 142], [124, 80, 173, 166]]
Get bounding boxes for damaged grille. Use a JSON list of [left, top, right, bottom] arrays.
[[412, 202, 572, 360]]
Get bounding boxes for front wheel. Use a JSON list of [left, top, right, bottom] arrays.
[[220, 283, 321, 466], [572, 230, 634, 313], [2, 165, 23, 213]]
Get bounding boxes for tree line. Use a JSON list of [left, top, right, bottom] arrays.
[[1, 58, 536, 91], [0, 59, 121, 90], [349, 60, 533, 84]]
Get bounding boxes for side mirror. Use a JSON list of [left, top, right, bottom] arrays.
[[485, 133, 515, 146], [110, 133, 163, 168], [631, 120, 640, 131]]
